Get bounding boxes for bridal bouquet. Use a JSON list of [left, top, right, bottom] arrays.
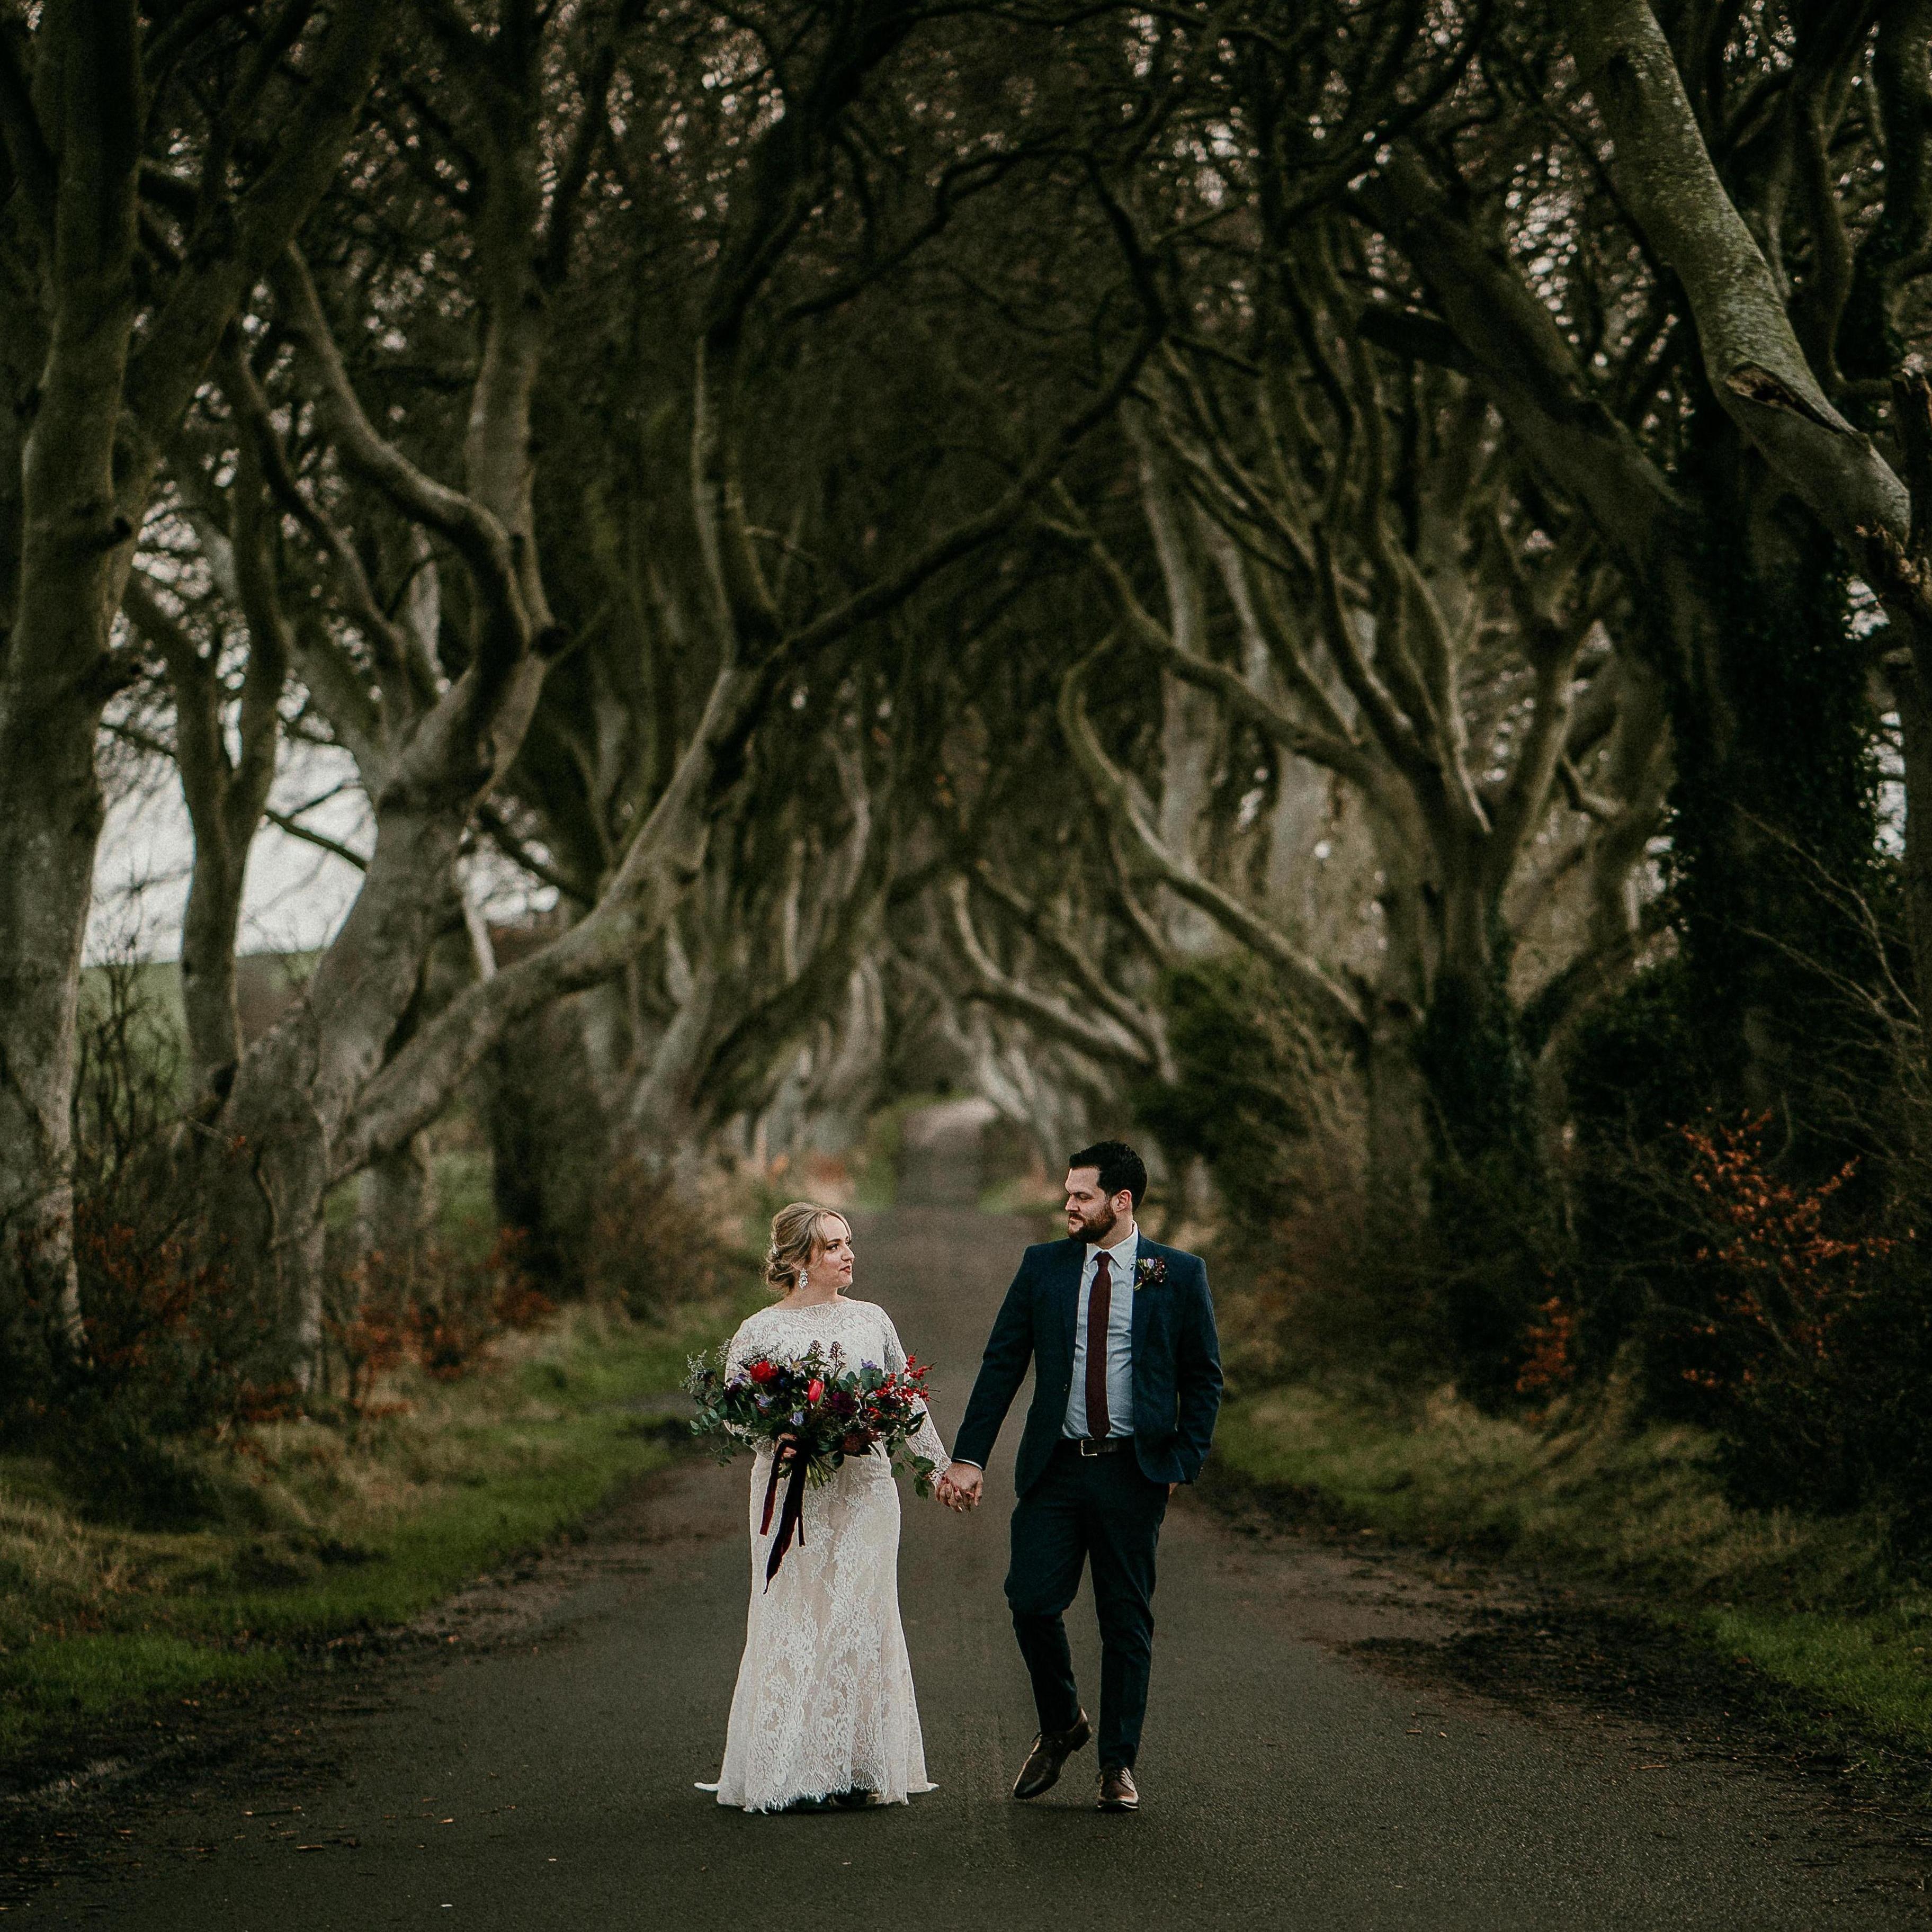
[[684, 1344, 938, 1584]]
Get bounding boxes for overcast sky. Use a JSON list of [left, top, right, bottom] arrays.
[[89, 726, 559, 967], [88, 739, 369, 964]]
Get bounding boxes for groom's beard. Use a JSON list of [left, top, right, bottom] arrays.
[[1070, 1203, 1119, 1244]]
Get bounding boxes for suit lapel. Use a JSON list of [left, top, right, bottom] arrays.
[[1130, 1239, 1158, 1368]]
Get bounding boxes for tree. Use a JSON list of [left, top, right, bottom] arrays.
[[0, 2, 384, 1330], [1348, 3, 1927, 1130], [133, 0, 1167, 1370]]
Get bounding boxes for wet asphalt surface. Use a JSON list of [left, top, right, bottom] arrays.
[[8, 1204, 1932, 1929]]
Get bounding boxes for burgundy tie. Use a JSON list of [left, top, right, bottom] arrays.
[[1085, 1251, 1112, 1440]]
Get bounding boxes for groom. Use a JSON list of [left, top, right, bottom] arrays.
[[938, 1141, 1222, 1813]]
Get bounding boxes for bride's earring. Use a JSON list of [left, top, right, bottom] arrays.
[[797, 1267, 808, 1293]]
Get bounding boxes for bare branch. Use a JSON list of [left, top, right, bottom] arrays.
[[1057, 646, 1364, 1034], [263, 804, 368, 872], [967, 863, 1171, 1076], [270, 246, 532, 667], [1561, 0, 1910, 557], [947, 877, 1155, 1071]]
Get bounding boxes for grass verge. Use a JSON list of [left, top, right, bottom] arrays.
[[0, 1299, 736, 1779], [1211, 1378, 1932, 1756]]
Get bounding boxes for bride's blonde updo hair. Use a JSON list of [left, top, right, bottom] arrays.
[[764, 1201, 846, 1293]]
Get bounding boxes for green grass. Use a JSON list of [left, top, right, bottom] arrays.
[[430, 1146, 502, 1265], [1212, 1377, 1932, 1755], [1702, 1603, 1932, 1744], [0, 1636, 293, 1758], [0, 1299, 736, 1775]]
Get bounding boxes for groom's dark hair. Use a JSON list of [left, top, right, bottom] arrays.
[[1068, 1140, 1148, 1208]]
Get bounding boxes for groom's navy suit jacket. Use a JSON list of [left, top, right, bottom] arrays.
[[952, 1236, 1223, 1496]]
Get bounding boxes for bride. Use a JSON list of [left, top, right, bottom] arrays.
[[701, 1202, 953, 1812]]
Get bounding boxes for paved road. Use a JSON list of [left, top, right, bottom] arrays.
[[16, 1206, 1928, 1929], [896, 1096, 998, 1206]]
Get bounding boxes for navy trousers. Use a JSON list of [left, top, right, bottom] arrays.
[[1005, 1445, 1168, 1769]]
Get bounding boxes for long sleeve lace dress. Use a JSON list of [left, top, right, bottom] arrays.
[[702, 1297, 951, 1812]]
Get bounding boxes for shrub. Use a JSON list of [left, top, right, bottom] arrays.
[[1411, 1140, 1572, 1410], [1133, 956, 1336, 1231], [1568, 1103, 1932, 1540], [1133, 958, 1411, 1389], [70, 1211, 296, 1433], [1, 968, 298, 1525], [1644, 1112, 1916, 1525], [1672, 1114, 1880, 1397], [4, 1197, 298, 1527], [323, 1258, 412, 1413], [584, 1159, 738, 1323], [1515, 1296, 1579, 1402], [325, 1229, 555, 1399], [1561, 957, 1720, 1382]]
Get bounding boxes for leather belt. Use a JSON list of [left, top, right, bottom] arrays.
[[1061, 1435, 1132, 1459]]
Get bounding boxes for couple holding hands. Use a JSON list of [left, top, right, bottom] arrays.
[[700, 1141, 1222, 1815]]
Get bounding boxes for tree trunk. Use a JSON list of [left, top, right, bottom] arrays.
[[203, 801, 472, 1379], [1419, 842, 1533, 1175], [1647, 456, 1875, 1123], [1891, 661, 1932, 1024], [178, 857, 248, 1103], [488, 990, 620, 1292], [1362, 997, 1429, 1241], [0, 0, 380, 1333], [359, 1134, 438, 1287], [1158, 673, 1224, 957], [0, 686, 105, 1334], [0, 0, 142, 1328]]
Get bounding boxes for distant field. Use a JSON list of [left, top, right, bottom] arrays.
[[78, 950, 320, 1052]]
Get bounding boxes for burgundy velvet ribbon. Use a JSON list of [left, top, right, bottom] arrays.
[[761, 1448, 810, 1588]]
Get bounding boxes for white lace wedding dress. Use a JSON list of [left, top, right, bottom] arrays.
[[702, 1296, 951, 1813]]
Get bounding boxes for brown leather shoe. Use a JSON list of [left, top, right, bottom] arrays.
[[1097, 1765, 1139, 1812], [1012, 1710, 1092, 1799]]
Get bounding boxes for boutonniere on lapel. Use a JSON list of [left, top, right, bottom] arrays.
[[1133, 1257, 1168, 1292]]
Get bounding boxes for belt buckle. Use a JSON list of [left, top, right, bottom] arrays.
[[1079, 1438, 1099, 1458]]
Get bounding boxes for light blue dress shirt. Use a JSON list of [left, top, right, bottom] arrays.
[[1063, 1223, 1137, 1439]]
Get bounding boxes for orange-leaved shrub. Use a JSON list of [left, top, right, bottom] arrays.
[[326, 1228, 554, 1403], [323, 1257, 413, 1414], [1514, 1295, 1578, 1401], [68, 1209, 298, 1431], [1659, 1112, 1900, 1516], [1672, 1114, 1885, 1398]]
